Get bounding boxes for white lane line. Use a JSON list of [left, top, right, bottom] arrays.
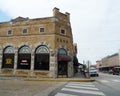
[[112, 79, 120, 82], [99, 80, 109, 83], [67, 84, 95, 87], [65, 85, 99, 90], [55, 92, 78, 96], [70, 82, 93, 85], [61, 88, 106, 96]]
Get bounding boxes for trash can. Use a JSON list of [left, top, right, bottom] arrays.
[[85, 72, 90, 78]]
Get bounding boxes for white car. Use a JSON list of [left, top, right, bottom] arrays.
[[89, 68, 99, 77]]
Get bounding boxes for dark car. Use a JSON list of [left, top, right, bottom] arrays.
[[109, 69, 113, 74], [113, 67, 120, 75]]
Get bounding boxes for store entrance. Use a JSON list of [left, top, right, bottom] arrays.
[[58, 61, 68, 77]]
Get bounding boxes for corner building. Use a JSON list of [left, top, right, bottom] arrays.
[[0, 8, 74, 78]]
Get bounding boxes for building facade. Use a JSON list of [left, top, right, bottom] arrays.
[[0, 8, 75, 78], [99, 51, 120, 72], [96, 60, 102, 71]]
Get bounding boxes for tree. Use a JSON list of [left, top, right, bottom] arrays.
[[73, 56, 79, 66], [83, 64, 87, 70], [73, 56, 79, 73]]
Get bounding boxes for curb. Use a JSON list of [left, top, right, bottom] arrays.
[[24, 78, 95, 82], [0, 75, 95, 82]]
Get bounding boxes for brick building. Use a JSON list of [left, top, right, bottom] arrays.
[[99, 50, 120, 72], [0, 8, 75, 78], [96, 60, 102, 70]]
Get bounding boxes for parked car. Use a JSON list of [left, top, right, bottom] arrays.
[[109, 69, 113, 74], [113, 67, 120, 75], [89, 67, 99, 77]]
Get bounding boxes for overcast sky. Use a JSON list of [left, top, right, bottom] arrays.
[[0, 0, 120, 64]]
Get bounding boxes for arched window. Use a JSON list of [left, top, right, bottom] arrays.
[[57, 48, 70, 77], [34, 45, 50, 70], [4, 46, 14, 54], [19, 46, 31, 53], [36, 46, 49, 54], [58, 48, 67, 55], [2, 46, 15, 68], [17, 46, 31, 70]]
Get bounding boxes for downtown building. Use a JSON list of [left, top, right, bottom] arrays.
[[99, 50, 120, 72], [0, 8, 75, 78]]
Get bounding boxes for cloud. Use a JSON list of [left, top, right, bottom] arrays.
[[0, 0, 54, 18], [0, 0, 107, 17], [0, 0, 120, 63]]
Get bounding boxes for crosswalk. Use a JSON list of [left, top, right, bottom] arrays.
[[54, 82, 106, 96], [98, 79, 120, 83]]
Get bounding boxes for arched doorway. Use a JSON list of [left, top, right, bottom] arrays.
[[17, 46, 31, 69], [58, 48, 71, 77], [34, 45, 50, 70], [2, 46, 15, 68]]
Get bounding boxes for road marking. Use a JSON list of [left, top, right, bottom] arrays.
[[112, 79, 120, 82], [61, 88, 106, 96], [99, 80, 109, 83], [99, 79, 120, 83], [67, 83, 95, 87], [55, 92, 78, 96], [69, 82, 93, 85], [54, 82, 106, 96], [65, 85, 99, 90]]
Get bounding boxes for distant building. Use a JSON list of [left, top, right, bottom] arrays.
[[90, 65, 97, 68], [99, 50, 120, 72], [96, 60, 102, 70], [0, 8, 75, 78]]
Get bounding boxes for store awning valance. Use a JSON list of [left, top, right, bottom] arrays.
[[58, 55, 71, 61]]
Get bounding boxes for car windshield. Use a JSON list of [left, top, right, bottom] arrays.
[[89, 68, 97, 71]]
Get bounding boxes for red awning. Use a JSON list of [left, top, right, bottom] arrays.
[[58, 55, 71, 61]]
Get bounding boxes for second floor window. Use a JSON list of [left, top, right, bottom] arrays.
[[23, 29, 28, 34], [60, 29, 66, 35], [7, 30, 13, 35], [40, 28, 45, 33]]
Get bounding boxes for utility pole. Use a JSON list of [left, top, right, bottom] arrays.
[[83, 60, 85, 65], [87, 60, 90, 78]]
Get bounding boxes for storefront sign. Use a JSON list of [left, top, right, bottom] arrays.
[[20, 59, 29, 65], [5, 58, 12, 64]]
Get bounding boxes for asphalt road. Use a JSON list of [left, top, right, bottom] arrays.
[[49, 73, 120, 96], [95, 73, 120, 96]]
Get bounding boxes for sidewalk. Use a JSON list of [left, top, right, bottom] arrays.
[[0, 72, 95, 82], [24, 72, 95, 82], [0, 72, 95, 96]]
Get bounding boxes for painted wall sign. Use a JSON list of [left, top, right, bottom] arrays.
[[5, 58, 12, 64], [20, 59, 29, 65]]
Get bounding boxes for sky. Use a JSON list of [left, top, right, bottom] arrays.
[[0, 0, 120, 64]]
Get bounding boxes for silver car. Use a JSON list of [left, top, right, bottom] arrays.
[[89, 68, 99, 77]]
